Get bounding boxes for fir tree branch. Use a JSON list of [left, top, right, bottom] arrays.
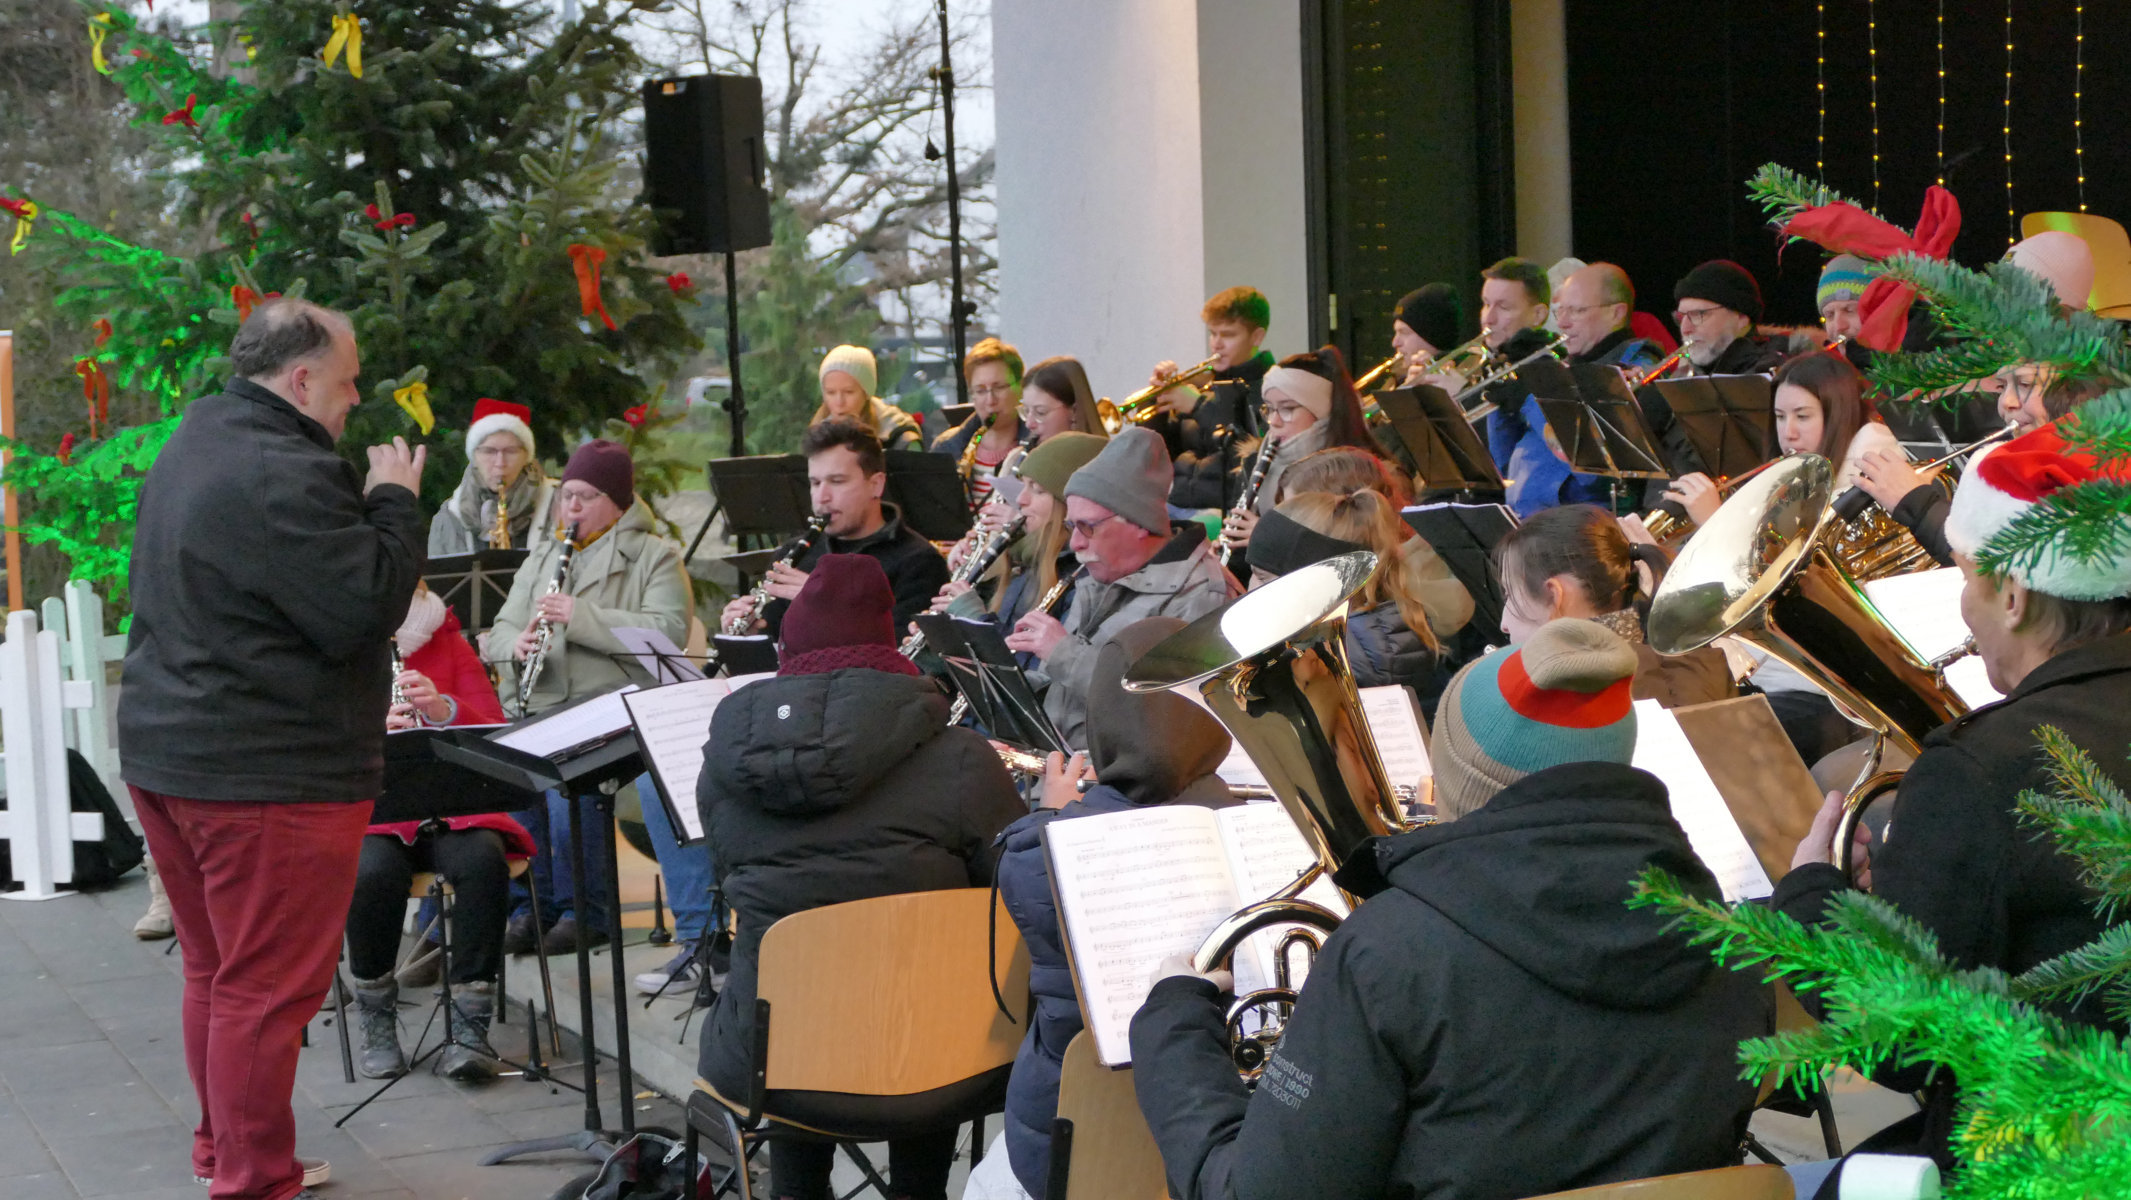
[[1745, 163, 1886, 231]]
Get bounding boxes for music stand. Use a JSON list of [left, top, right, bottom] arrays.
[[1520, 362, 1671, 482], [439, 689, 650, 1160], [425, 549, 530, 635], [709, 633, 779, 676], [706, 455, 812, 550], [884, 449, 976, 542], [1402, 503, 1518, 641], [1372, 385, 1504, 490], [914, 613, 1067, 754], [1650, 373, 1775, 480]]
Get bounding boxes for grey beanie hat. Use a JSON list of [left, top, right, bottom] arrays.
[[1064, 426, 1173, 535]]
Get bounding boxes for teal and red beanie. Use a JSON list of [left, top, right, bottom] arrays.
[[1429, 618, 1639, 821]]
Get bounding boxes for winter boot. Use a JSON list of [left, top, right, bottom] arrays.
[[352, 975, 406, 1080], [133, 858, 174, 940], [437, 980, 499, 1083]]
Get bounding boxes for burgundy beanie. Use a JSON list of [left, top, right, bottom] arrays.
[[561, 439, 635, 510], [781, 553, 896, 657]]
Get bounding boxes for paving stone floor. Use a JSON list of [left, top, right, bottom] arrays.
[[0, 869, 695, 1200]]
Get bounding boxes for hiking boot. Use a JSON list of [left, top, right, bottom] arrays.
[[351, 975, 406, 1080], [541, 916, 608, 955], [438, 980, 500, 1083], [503, 913, 540, 956], [134, 858, 174, 940]]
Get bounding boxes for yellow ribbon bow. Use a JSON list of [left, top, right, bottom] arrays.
[[322, 12, 363, 79], [392, 381, 434, 434], [88, 12, 115, 75], [3, 200, 36, 255]]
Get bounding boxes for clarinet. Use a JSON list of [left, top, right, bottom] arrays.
[[516, 522, 580, 713], [947, 566, 1081, 726], [902, 515, 1028, 659], [1218, 435, 1280, 568], [390, 638, 409, 711], [727, 515, 828, 636]]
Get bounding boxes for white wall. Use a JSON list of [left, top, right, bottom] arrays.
[[1197, 0, 1311, 357], [992, 0, 1311, 400]]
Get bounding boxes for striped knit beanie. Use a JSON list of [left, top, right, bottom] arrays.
[[1817, 254, 1872, 312], [1429, 618, 1639, 821]]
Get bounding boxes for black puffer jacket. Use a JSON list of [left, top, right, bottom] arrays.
[[1342, 601, 1446, 721], [1150, 352, 1274, 510], [695, 666, 1026, 1096], [120, 378, 425, 803], [1129, 762, 1770, 1200]]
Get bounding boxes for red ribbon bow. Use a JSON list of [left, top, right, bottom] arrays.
[[0, 197, 31, 221], [231, 285, 259, 321], [623, 403, 652, 428], [1781, 186, 1962, 353], [74, 360, 110, 436], [567, 243, 616, 331], [665, 272, 691, 294], [57, 433, 76, 467], [92, 317, 112, 348], [362, 202, 415, 231], [162, 94, 199, 129]]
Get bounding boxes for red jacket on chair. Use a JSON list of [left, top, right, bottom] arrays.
[[368, 609, 534, 857]]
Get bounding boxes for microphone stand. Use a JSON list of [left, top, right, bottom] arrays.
[[931, 0, 971, 408]]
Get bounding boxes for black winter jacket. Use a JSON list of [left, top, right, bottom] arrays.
[[1149, 351, 1274, 510], [759, 503, 949, 640], [1636, 333, 1789, 507], [695, 666, 1025, 1097], [1342, 601, 1447, 722], [1129, 762, 1770, 1200], [1772, 633, 2131, 1165], [119, 378, 425, 802], [1889, 482, 1957, 566]]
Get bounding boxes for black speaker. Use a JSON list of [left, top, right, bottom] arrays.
[[642, 74, 773, 255]]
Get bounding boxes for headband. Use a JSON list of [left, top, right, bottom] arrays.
[[1261, 365, 1335, 420]]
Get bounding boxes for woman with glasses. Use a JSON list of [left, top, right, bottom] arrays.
[[932, 337, 1027, 510], [1017, 356, 1109, 445], [810, 343, 924, 451], [1218, 346, 1388, 563]]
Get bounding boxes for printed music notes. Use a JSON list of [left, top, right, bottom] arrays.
[[622, 679, 731, 844], [1862, 567, 2004, 708]]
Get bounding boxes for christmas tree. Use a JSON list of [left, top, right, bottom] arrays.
[[2, 0, 698, 600]]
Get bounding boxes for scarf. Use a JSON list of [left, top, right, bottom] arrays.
[[395, 588, 450, 656], [450, 463, 547, 548]]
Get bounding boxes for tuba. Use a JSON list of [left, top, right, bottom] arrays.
[[1645, 453, 1970, 879], [1123, 551, 1414, 1075]]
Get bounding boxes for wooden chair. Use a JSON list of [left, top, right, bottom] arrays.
[[1045, 1032, 1168, 1200], [1525, 1163, 1792, 1199], [683, 888, 1030, 1200]]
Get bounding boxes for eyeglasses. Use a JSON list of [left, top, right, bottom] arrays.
[[1064, 512, 1122, 539], [1671, 305, 1729, 327], [1550, 303, 1614, 321], [557, 487, 607, 507], [1265, 401, 1307, 423], [971, 384, 1016, 398], [1019, 404, 1063, 422]]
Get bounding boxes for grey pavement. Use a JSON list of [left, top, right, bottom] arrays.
[[0, 870, 702, 1200]]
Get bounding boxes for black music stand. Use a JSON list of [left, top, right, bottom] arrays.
[[914, 613, 1067, 754], [706, 455, 813, 551], [1372, 385, 1504, 491], [438, 691, 652, 1165], [1402, 503, 1518, 642], [1650, 373, 1776, 480], [1515, 361, 1671, 485], [426, 549, 530, 636], [884, 449, 975, 543]]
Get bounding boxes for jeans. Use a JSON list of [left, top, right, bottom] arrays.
[[133, 787, 371, 1200], [637, 773, 715, 942], [511, 788, 610, 930]]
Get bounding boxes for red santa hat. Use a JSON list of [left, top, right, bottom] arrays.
[[465, 397, 536, 460], [1944, 421, 2131, 600]]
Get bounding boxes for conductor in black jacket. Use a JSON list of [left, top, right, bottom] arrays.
[[120, 298, 426, 1198], [1129, 619, 1768, 1200]]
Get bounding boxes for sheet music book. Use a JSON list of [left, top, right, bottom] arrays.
[[490, 685, 641, 760], [623, 679, 731, 843], [1861, 567, 2004, 707], [1629, 699, 1774, 902], [612, 626, 706, 683], [1181, 684, 1430, 801], [1045, 801, 1348, 1066]]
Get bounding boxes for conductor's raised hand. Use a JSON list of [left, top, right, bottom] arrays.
[[364, 436, 427, 497]]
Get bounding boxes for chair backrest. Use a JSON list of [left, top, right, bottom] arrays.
[[1526, 1164, 1792, 1200], [756, 887, 1029, 1095], [1052, 1031, 1168, 1200]]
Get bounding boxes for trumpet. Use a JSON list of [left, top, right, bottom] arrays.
[[1102, 355, 1223, 432], [1628, 339, 1698, 388], [902, 515, 1027, 659], [1450, 330, 1566, 420], [516, 522, 580, 714], [727, 515, 828, 636]]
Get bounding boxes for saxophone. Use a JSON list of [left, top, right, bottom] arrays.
[[726, 515, 828, 636], [516, 522, 580, 714], [957, 413, 995, 504], [901, 515, 1027, 659], [487, 485, 513, 550], [1218, 435, 1281, 568]]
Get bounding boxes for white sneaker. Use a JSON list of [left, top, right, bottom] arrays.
[[135, 859, 174, 940], [633, 949, 703, 996], [195, 1157, 330, 1187]]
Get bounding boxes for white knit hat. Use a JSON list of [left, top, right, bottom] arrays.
[[818, 344, 878, 397], [465, 397, 535, 460], [1945, 423, 2131, 601]]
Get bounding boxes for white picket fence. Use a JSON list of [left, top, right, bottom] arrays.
[[1, 582, 126, 900]]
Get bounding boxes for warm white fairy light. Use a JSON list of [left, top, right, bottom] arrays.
[[2075, 0, 2087, 211], [1936, 0, 1946, 185], [1868, 0, 1881, 204], [1817, 1, 1827, 180], [2004, 0, 2016, 246]]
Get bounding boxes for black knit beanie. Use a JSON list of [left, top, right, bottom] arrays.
[[1247, 507, 1369, 579], [1392, 283, 1463, 353], [1673, 260, 1764, 324]]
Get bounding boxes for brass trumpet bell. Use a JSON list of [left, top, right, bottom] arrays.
[[1123, 550, 1405, 899], [1646, 453, 1965, 758]]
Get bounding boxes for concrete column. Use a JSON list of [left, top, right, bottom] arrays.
[[1196, 0, 1311, 357], [1510, 0, 1572, 261]]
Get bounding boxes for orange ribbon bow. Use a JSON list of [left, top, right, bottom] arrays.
[[567, 243, 617, 331]]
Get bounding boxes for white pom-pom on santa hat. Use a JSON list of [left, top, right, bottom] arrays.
[[1945, 423, 2131, 601], [465, 397, 535, 460]]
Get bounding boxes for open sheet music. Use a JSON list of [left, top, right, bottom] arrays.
[[622, 679, 733, 843], [1045, 801, 1347, 1066], [490, 685, 640, 760], [1862, 567, 2004, 707], [1629, 699, 1774, 902], [1194, 684, 1431, 801]]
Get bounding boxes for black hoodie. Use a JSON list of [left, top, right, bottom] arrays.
[[1128, 761, 1771, 1200], [694, 666, 1026, 1096]]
